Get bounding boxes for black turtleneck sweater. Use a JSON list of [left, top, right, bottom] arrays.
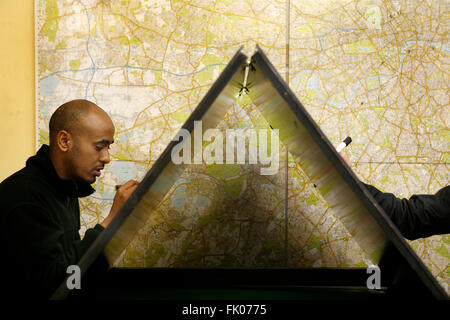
[[0, 145, 106, 299]]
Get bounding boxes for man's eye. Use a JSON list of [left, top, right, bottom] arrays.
[[95, 146, 103, 151]]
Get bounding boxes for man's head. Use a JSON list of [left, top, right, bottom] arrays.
[[49, 99, 115, 184]]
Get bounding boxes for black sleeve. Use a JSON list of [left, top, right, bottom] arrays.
[[4, 203, 105, 298], [362, 183, 450, 240]]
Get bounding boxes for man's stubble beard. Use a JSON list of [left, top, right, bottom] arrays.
[[68, 141, 94, 184]]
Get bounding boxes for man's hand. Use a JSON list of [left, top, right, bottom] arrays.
[[340, 152, 352, 167], [100, 180, 139, 228]]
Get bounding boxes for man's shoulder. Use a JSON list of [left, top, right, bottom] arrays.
[[0, 166, 54, 210]]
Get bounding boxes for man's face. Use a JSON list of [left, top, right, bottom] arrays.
[[67, 110, 115, 184]]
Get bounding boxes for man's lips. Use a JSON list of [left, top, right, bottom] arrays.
[[93, 167, 104, 176]]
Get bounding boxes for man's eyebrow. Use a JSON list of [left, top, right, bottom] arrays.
[[96, 139, 114, 145]]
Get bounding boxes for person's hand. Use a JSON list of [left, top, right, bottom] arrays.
[[340, 152, 352, 167], [101, 180, 139, 228]]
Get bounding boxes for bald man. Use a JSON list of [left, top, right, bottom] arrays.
[[0, 99, 138, 299]]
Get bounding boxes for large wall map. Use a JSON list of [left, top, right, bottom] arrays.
[[36, 0, 449, 292]]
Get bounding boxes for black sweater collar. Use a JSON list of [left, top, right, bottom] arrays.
[[26, 145, 95, 198]]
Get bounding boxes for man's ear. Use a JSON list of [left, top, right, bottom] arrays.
[[57, 130, 72, 152]]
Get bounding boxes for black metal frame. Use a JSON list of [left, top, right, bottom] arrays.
[[51, 46, 448, 300]]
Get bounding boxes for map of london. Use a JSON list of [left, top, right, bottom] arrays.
[[36, 0, 449, 292]]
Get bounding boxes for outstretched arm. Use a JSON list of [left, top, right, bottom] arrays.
[[339, 152, 450, 240], [363, 183, 450, 240]]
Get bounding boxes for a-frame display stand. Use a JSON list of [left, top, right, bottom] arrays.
[[52, 47, 448, 300]]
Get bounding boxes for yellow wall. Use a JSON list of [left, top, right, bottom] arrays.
[[0, 0, 35, 181]]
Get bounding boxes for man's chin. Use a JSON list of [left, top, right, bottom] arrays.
[[79, 175, 97, 184], [89, 174, 100, 184]]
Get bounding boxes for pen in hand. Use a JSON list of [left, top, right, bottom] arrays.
[[336, 136, 352, 153], [337, 136, 352, 167]]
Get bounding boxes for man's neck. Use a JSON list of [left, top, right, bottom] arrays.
[[49, 146, 71, 181]]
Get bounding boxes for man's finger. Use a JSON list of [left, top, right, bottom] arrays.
[[121, 180, 139, 189]]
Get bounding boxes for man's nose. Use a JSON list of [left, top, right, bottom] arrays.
[[100, 149, 111, 164]]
